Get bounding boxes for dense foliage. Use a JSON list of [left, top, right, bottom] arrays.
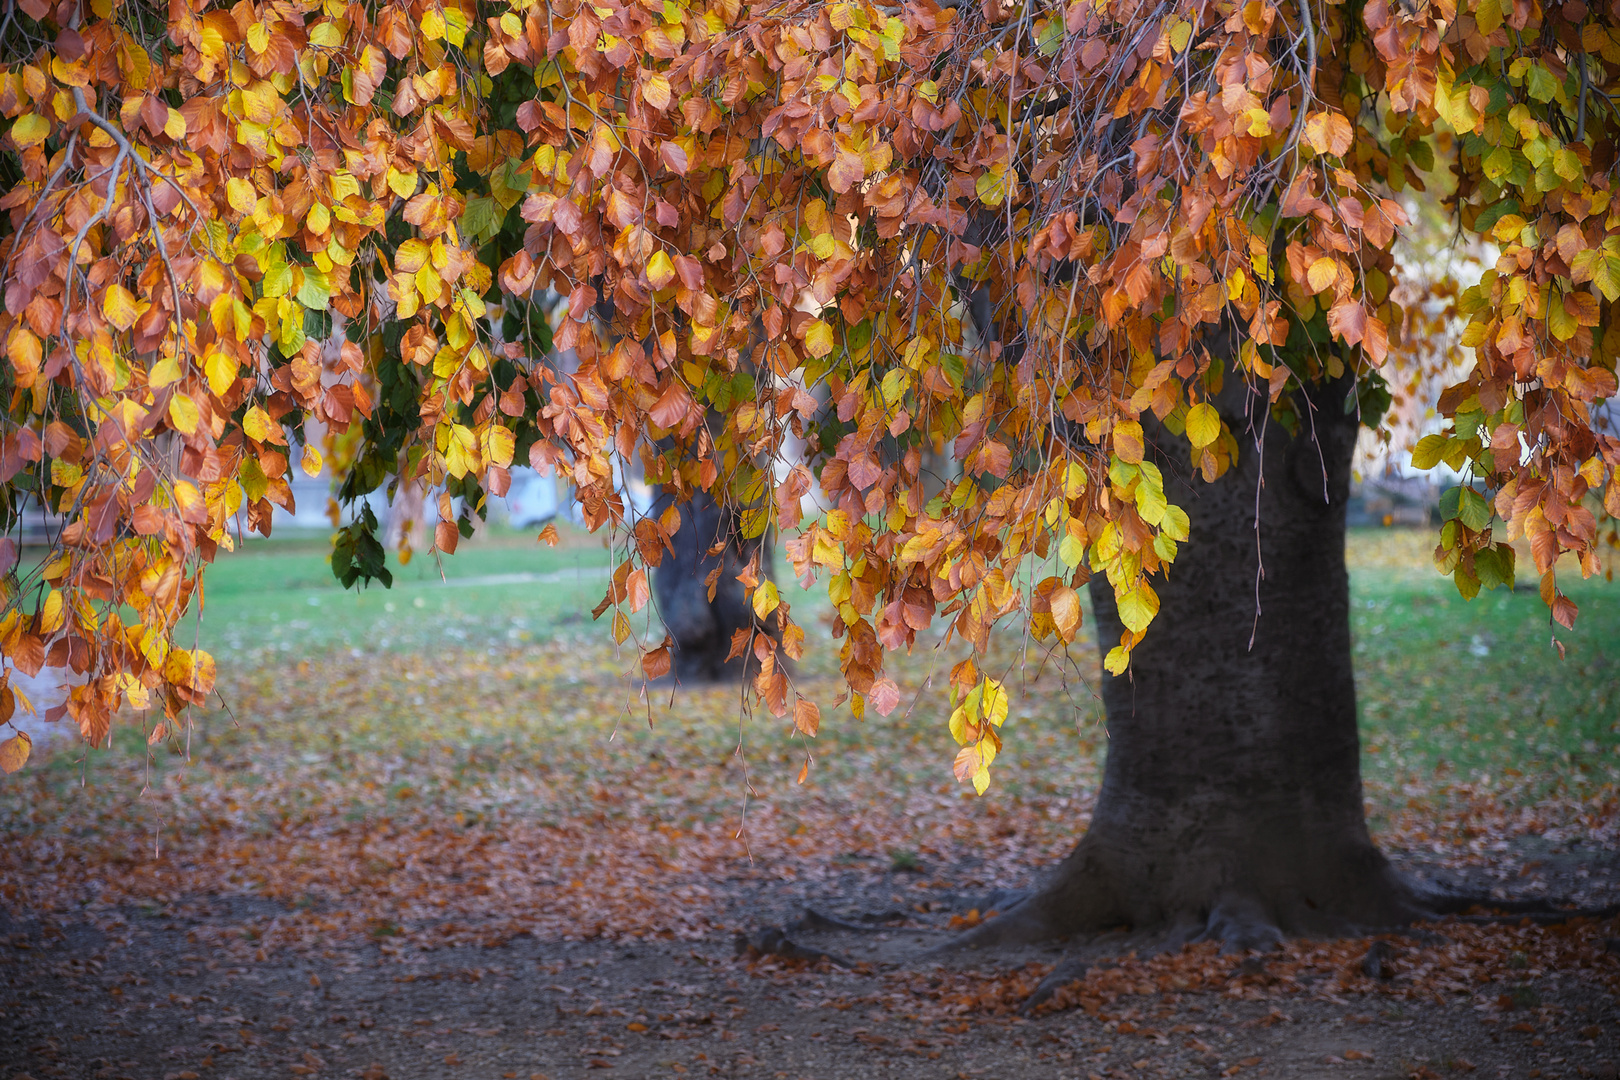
[[0, 0, 1615, 785]]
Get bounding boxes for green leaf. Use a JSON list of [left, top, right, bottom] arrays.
[[1482, 145, 1513, 182], [1411, 433, 1450, 470], [1474, 543, 1515, 590], [1525, 64, 1562, 103], [1595, 255, 1620, 302], [1458, 486, 1492, 532], [296, 266, 332, 311], [461, 195, 501, 245], [1472, 198, 1519, 235]]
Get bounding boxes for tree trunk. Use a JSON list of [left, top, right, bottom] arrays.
[[964, 370, 1438, 952], [653, 489, 774, 683]]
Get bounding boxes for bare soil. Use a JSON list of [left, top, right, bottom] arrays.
[[2, 847, 1616, 1080]]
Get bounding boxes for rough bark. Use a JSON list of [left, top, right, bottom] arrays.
[[652, 489, 774, 683], [961, 367, 1438, 952]]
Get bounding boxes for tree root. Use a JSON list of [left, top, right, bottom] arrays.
[[935, 869, 1615, 961], [733, 925, 851, 967]]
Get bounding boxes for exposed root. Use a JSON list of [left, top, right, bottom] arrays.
[[1018, 957, 1096, 1016], [734, 925, 851, 968]]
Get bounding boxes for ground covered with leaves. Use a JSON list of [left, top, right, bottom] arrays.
[[0, 530, 1616, 1079]]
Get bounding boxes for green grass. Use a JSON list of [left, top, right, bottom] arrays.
[[190, 524, 1618, 796], [1346, 531, 1618, 798], [194, 522, 614, 660]]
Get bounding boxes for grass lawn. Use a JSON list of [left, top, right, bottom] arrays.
[[184, 523, 1618, 803]]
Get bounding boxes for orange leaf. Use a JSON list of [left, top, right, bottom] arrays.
[[0, 732, 30, 773], [642, 643, 671, 680], [793, 697, 820, 737]]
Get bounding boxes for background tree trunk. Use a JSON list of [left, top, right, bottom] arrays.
[[968, 370, 1437, 951], [652, 489, 774, 683]]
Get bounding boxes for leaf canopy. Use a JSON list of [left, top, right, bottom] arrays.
[[0, 0, 1615, 787]]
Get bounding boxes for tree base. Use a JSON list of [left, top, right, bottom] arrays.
[[946, 829, 1614, 958], [945, 828, 1483, 956]]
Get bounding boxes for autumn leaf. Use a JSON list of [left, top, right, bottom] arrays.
[[793, 698, 820, 737], [1050, 586, 1081, 642], [168, 394, 201, 436], [0, 732, 30, 774], [1306, 257, 1340, 294], [803, 320, 835, 359], [1184, 403, 1221, 449], [102, 285, 139, 331], [1303, 111, 1354, 156], [1113, 421, 1145, 464], [1116, 582, 1161, 634]]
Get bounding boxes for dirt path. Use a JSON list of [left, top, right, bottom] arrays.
[[3, 851, 1616, 1080]]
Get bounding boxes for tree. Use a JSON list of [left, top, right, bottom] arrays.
[[652, 484, 776, 682], [0, 0, 1615, 945]]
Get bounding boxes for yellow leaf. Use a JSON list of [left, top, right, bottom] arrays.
[[1113, 420, 1145, 464], [1185, 402, 1221, 448], [1064, 461, 1087, 498], [300, 444, 323, 477], [387, 167, 419, 199], [420, 7, 446, 39], [103, 284, 139, 331], [0, 732, 31, 774], [164, 107, 187, 140], [752, 580, 780, 619], [1161, 503, 1190, 542], [646, 249, 675, 289], [1491, 214, 1527, 243], [1306, 257, 1339, 293], [976, 164, 1011, 207], [1302, 111, 1354, 156], [611, 610, 631, 644], [205, 349, 240, 396], [980, 678, 1008, 726], [485, 424, 515, 468], [40, 589, 64, 634], [11, 113, 49, 148], [803, 319, 835, 359], [168, 393, 201, 435], [1103, 645, 1130, 675], [643, 72, 672, 110], [242, 405, 277, 442], [148, 355, 182, 388], [1116, 581, 1160, 634]]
